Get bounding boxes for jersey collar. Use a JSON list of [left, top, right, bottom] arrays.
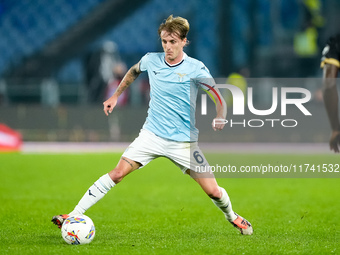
[[164, 52, 187, 68]]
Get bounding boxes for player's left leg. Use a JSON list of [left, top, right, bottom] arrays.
[[188, 170, 253, 235], [164, 139, 253, 235], [187, 170, 236, 221]]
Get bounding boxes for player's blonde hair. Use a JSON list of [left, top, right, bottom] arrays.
[[158, 15, 190, 41]]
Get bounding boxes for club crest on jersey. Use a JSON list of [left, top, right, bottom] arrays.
[[176, 73, 187, 82]]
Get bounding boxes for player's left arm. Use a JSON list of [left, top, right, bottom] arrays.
[[197, 63, 227, 131], [211, 87, 227, 131]]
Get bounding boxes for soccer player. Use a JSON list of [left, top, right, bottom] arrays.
[[52, 15, 253, 235], [321, 33, 340, 152]]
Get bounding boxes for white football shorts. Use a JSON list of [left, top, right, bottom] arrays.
[[122, 129, 209, 173]]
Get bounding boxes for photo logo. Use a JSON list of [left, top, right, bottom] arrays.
[[200, 83, 312, 128]]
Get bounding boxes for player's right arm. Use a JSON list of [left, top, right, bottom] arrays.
[[322, 63, 340, 152], [103, 62, 141, 116]]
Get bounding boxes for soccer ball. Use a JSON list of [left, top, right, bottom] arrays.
[[61, 215, 95, 245]]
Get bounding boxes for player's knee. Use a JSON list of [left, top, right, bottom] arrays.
[[207, 187, 221, 200], [108, 168, 126, 184]]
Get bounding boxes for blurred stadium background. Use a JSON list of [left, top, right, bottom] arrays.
[[0, 0, 339, 146]]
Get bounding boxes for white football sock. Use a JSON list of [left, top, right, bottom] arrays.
[[211, 187, 237, 222], [69, 173, 116, 216]]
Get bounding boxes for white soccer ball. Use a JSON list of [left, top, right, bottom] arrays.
[[61, 215, 95, 245]]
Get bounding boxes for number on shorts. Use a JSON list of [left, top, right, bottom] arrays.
[[193, 151, 204, 164]]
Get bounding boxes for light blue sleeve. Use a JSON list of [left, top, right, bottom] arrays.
[[139, 53, 150, 72], [196, 62, 212, 79], [196, 62, 214, 91]]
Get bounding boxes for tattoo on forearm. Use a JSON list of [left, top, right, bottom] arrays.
[[122, 157, 133, 168], [115, 65, 140, 96]]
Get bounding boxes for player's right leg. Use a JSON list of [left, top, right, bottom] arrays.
[[51, 157, 140, 228]]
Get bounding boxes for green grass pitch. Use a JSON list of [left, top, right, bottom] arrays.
[[1, 152, 339, 254]]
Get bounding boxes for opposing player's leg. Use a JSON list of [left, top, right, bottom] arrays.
[[188, 170, 253, 235], [52, 157, 140, 228]]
